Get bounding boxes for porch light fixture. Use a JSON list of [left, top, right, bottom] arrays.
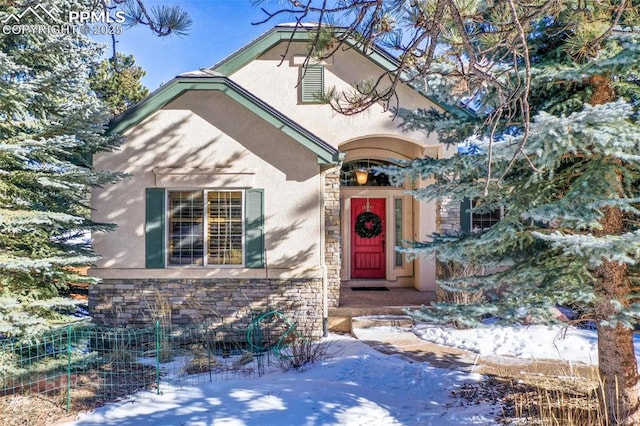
[[355, 169, 369, 185]]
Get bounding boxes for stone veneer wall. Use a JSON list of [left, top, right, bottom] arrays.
[[436, 196, 460, 234], [322, 165, 341, 308], [89, 278, 324, 338]]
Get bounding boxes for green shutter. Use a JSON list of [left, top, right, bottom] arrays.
[[460, 197, 472, 234], [145, 188, 166, 269], [245, 189, 265, 268], [301, 65, 324, 103]]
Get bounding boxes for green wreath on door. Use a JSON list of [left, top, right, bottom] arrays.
[[355, 211, 382, 238]]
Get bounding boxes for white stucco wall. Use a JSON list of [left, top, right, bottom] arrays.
[[92, 90, 323, 279], [229, 42, 447, 151]]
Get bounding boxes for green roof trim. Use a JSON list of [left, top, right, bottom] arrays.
[[108, 76, 341, 165], [213, 28, 309, 76], [211, 25, 474, 118]]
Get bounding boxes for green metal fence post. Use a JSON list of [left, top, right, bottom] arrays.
[[156, 320, 160, 394], [66, 325, 72, 412]]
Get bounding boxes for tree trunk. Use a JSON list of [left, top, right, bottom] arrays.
[[590, 75, 640, 424], [595, 246, 640, 424]]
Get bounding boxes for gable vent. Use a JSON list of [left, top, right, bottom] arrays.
[[301, 65, 324, 103]]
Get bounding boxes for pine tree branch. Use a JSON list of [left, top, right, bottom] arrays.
[[587, 0, 629, 53], [499, 0, 540, 181]]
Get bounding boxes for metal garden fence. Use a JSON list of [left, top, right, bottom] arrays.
[[0, 310, 297, 413]]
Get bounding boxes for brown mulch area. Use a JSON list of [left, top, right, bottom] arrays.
[[0, 395, 69, 426], [449, 364, 603, 424]]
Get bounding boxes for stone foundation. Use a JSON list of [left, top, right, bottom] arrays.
[[89, 278, 325, 338], [436, 196, 460, 234]]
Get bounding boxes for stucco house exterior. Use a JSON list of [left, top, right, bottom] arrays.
[[89, 25, 471, 336]]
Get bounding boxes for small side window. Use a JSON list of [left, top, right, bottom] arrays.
[[471, 199, 503, 232], [460, 197, 503, 233]]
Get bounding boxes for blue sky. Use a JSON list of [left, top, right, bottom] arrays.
[[101, 1, 297, 90]]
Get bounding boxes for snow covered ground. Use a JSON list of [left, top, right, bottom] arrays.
[[64, 323, 640, 426], [413, 323, 602, 364]]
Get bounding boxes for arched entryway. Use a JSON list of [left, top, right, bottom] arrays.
[[339, 136, 441, 290], [340, 162, 412, 285]]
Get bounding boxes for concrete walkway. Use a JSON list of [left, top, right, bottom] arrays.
[[352, 323, 483, 371]]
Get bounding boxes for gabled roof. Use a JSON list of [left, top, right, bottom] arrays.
[[108, 75, 341, 165], [211, 24, 400, 76], [211, 24, 473, 118]]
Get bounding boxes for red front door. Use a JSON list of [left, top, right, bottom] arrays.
[[351, 198, 386, 279]]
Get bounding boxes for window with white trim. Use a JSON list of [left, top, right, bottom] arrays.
[[168, 190, 243, 266]]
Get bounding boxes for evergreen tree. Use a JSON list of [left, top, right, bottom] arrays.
[[260, 1, 640, 423], [90, 53, 149, 115], [0, 0, 188, 337], [116, 0, 191, 37], [0, 0, 124, 337]]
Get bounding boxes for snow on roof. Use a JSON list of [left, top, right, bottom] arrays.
[[275, 22, 319, 28], [177, 69, 224, 78]]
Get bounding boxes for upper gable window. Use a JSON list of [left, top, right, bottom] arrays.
[[301, 65, 324, 103]]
